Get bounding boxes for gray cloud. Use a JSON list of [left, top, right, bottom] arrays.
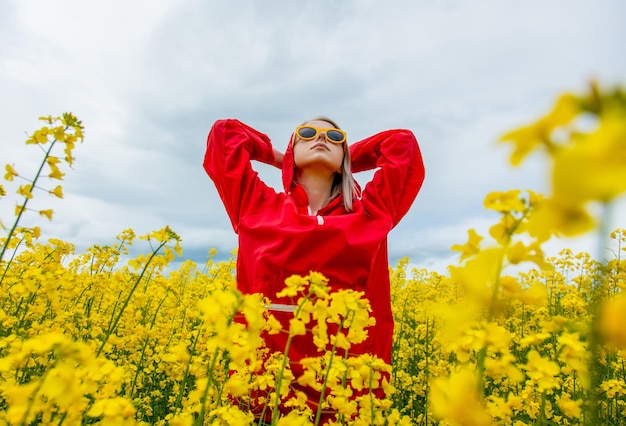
[[2, 0, 625, 272]]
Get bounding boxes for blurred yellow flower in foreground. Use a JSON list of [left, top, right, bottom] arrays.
[[430, 368, 492, 426], [598, 294, 626, 350]]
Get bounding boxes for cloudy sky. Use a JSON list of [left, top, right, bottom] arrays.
[[1, 0, 625, 273]]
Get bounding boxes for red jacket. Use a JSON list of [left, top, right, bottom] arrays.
[[204, 119, 424, 365]]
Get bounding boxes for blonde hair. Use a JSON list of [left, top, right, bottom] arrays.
[[296, 116, 359, 212]]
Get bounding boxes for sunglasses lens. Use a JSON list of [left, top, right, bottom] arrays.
[[297, 127, 317, 139], [326, 130, 345, 143]]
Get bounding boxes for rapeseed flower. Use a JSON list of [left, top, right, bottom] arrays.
[[39, 209, 53, 220], [557, 394, 583, 419], [598, 294, 626, 349], [4, 164, 18, 181], [3, 102, 626, 424], [430, 368, 492, 426], [17, 184, 33, 199], [523, 350, 561, 392], [451, 228, 483, 261]]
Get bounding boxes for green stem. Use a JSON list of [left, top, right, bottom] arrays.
[[196, 349, 222, 426], [271, 295, 312, 425], [0, 236, 24, 286], [585, 202, 612, 425], [271, 330, 295, 425], [202, 299, 240, 421], [96, 240, 167, 357], [18, 360, 55, 426], [1, 139, 57, 265], [476, 248, 505, 393], [15, 285, 41, 331], [424, 318, 431, 425], [538, 391, 546, 426], [314, 315, 349, 426], [476, 211, 528, 395], [175, 321, 203, 409], [129, 292, 169, 398]]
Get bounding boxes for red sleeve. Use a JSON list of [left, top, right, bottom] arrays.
[[203, 119, 276, 232], [350, 129, 425, 227]]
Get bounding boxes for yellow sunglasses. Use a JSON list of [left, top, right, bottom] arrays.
[[294, 125, 347, 144]]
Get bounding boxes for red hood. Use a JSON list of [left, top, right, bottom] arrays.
[[281, 133, 297, 192]]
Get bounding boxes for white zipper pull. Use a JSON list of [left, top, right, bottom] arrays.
[[317, 215, 324, 225]]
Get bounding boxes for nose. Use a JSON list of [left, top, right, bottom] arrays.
[[315, 130, 327, 141]]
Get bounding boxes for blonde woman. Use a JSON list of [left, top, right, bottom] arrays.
[[204, 116, 425, 419]]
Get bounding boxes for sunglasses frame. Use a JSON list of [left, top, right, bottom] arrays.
[[294, 125, 347, 144]]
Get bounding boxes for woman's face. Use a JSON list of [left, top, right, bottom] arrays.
[[293, 120, 345, 174]]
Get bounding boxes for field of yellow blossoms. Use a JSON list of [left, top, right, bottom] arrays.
[[1, 83, 625, 425]]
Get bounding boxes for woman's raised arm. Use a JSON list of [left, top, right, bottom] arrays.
[[203, 119, 277, 232], [350, 129, 425, 227]]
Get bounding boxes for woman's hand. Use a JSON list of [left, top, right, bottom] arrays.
[[272, 148, 284, 169]]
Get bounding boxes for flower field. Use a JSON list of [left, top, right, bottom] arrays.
[[1, 84, 625, 425]]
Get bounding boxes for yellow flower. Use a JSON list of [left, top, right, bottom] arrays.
[[386, 409, 413, 426], [499, 92, 580, 165], [265, 313, 283, 335], [601, 378, 625, 398], [46, 156, 61, 167], [451, 228, 483, 261], [526, 196, 595, 238], [87, 397, 136, 419], [174, 239, 183, 256], [52, 126, 66, 142], [489, 214, 518, 246], [598, 294, 626, 349], [289, 317, 307, 336], [276, 410, 313, 426], [39, 209, 54, 221], [329, 386, 357, 417], [17, 184, 33, 199], [0, 183, 6, 196], [297, 362, 322, 391], [4, 382, 40, 424], [4, 164, 18, 181], [449, 248, 503, 305], [501, 275, 522, 296], [557, 394, 582, 419], [241, 294, 265, 332], [27, 127, 50, 144], [309, 271, 330, 299], [278, 274, 309, 298], [49, 167, 65, 180], [505, 241, 550, 271], [161, 342, 190, 363], [557, 332, 587, 376], [487, 395, 512, 420], [430, 367, 492, 426], [523, 350, 560, 392], [552, 112, 626, 204], [224, 373, 250, 397], [517, 282, 549, 306], [485, 352, 524, 383], [49, 185, 63, 198], [484, 190, 527, 213]]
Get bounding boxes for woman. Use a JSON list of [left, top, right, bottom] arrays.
[[204, 117, 425, 418]]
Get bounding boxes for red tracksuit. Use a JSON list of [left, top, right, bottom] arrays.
[[204, 119, 424, 416]]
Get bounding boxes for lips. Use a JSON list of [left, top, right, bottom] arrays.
[[311, 142, 330, 151]]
